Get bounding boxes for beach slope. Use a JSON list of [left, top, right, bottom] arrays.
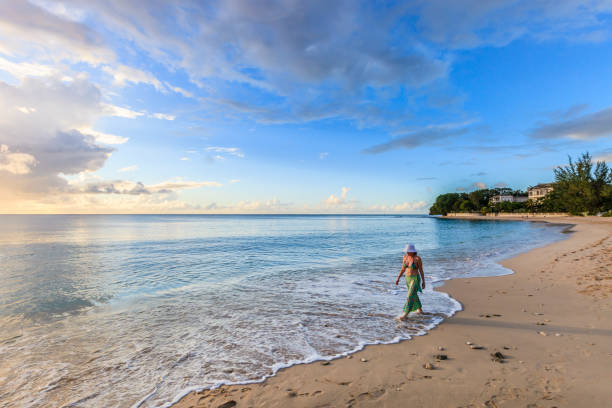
[[173, 217, 611, 408]]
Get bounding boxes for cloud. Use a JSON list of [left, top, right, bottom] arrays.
[[414, 1, 612, 49], [118, 165, 138, 173], [593, 148, 612, 163], [16, 106, 36, 114], [319, 152, 329, 159], [204, 197, 291, 213], [70, 178, 222, 195], [180, 157, 189, 161], [101, 103, 145, 119], [530, 107, 612, 140], [0, 56, 60, 79], [416, 177, 437, 180], [0, 144, 38, 175], [229, 179, 240, 183], [494, 182, 508, 188], [147, 180, 222, 193], [102, 64, 165, 91], [0, 77, 115, 197], [78, 127, 128, 145], [456, 181, 486, 192], [0, 0, 114, 65], [363, 124, 471, 154], [205, 146, 245, 158], [325, 187, 358, 209], [3, 0, 611, 133], [152, 113, 176, 121], [370, 201, 429, 212]]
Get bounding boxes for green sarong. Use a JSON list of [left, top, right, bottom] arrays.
[[403, 274, 422, 313]]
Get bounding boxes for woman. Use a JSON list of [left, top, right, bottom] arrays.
[[395, 244, 425, 320]]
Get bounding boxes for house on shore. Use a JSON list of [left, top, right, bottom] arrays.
[[528, 183, 554, 201], [490, 195, 529, 205]]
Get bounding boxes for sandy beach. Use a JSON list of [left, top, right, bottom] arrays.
[[172, 216, 612, 408]]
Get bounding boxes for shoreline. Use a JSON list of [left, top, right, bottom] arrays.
[[172, 216, 612, 408]]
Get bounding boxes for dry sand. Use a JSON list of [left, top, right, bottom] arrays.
[[173, 216, 612, 408]]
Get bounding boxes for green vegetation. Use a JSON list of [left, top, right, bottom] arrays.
[[429, 152, 612, 216], [429, 188, 527, 215]]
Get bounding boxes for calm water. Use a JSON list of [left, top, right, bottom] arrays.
[[0, 215, 567, 407]]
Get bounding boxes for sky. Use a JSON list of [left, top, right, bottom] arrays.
[[1, 0, 611, 214]]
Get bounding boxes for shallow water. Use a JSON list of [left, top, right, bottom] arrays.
[[0, 215, 567, 407]]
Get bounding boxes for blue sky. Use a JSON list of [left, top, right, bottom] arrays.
[[0, 0, 611, 213]]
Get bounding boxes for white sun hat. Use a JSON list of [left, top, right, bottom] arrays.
[[404, 244, 417, 253]]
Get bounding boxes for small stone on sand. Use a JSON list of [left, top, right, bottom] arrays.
[[424, 362, 434, 370], [470, 345, 484, 349], [360, 358, 367, 362], [434, 354, 448, 360], [466, 341, 473, 345], [321, 361, 330, 366], [539, 331, 547, 336], [438, 346, 445, 351], [491, 351, 505, 362], [217, 401, 237, 408]]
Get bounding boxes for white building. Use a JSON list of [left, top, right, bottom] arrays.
[[528, 183, 554, 201], [490, 195, 528, 204]]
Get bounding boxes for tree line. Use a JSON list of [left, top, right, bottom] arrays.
[[429, 153, 612, 216]]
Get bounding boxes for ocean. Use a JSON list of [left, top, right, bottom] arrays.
[[0, 215, 568, 407]]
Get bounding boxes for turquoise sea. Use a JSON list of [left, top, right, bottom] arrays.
[[0, 215, 568, 407]]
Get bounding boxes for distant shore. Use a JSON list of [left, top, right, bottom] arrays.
[[173, 216, 612, 408]]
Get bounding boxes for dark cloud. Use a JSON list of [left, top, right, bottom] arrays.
[[0, 77, 113, 197], [549, 103, 589, 120], [363, 126, 470, 154], [530, 107, 612, 140]]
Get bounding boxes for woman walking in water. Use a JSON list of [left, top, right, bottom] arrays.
[[395, 244, 425, 320]]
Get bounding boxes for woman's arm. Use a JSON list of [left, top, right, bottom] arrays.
[[418, 257, 425, 289], [395, 256, 406, 285]]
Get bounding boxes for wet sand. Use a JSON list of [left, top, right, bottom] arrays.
[[172, 216, 612, 408]]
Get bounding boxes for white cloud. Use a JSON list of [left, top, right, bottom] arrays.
[[101, 103, 144, 119], [229, 179, 240, 183], [78, 127, 128, 145], [118, 165, 138, 173], [319, 152, 328, 159], [147, 179, 222, 193], [325, 187, 355, 208], [102, 64, 164, 91], [0, 56, 59, 79], [16, 106, 36, 114], [165, 83, 194, 98], [389, 201, 428, 212], [206, 146, 245, 158], [180, 157, 189, 161], [0, 144, 38, 175], [152, 112, 176, 121]]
